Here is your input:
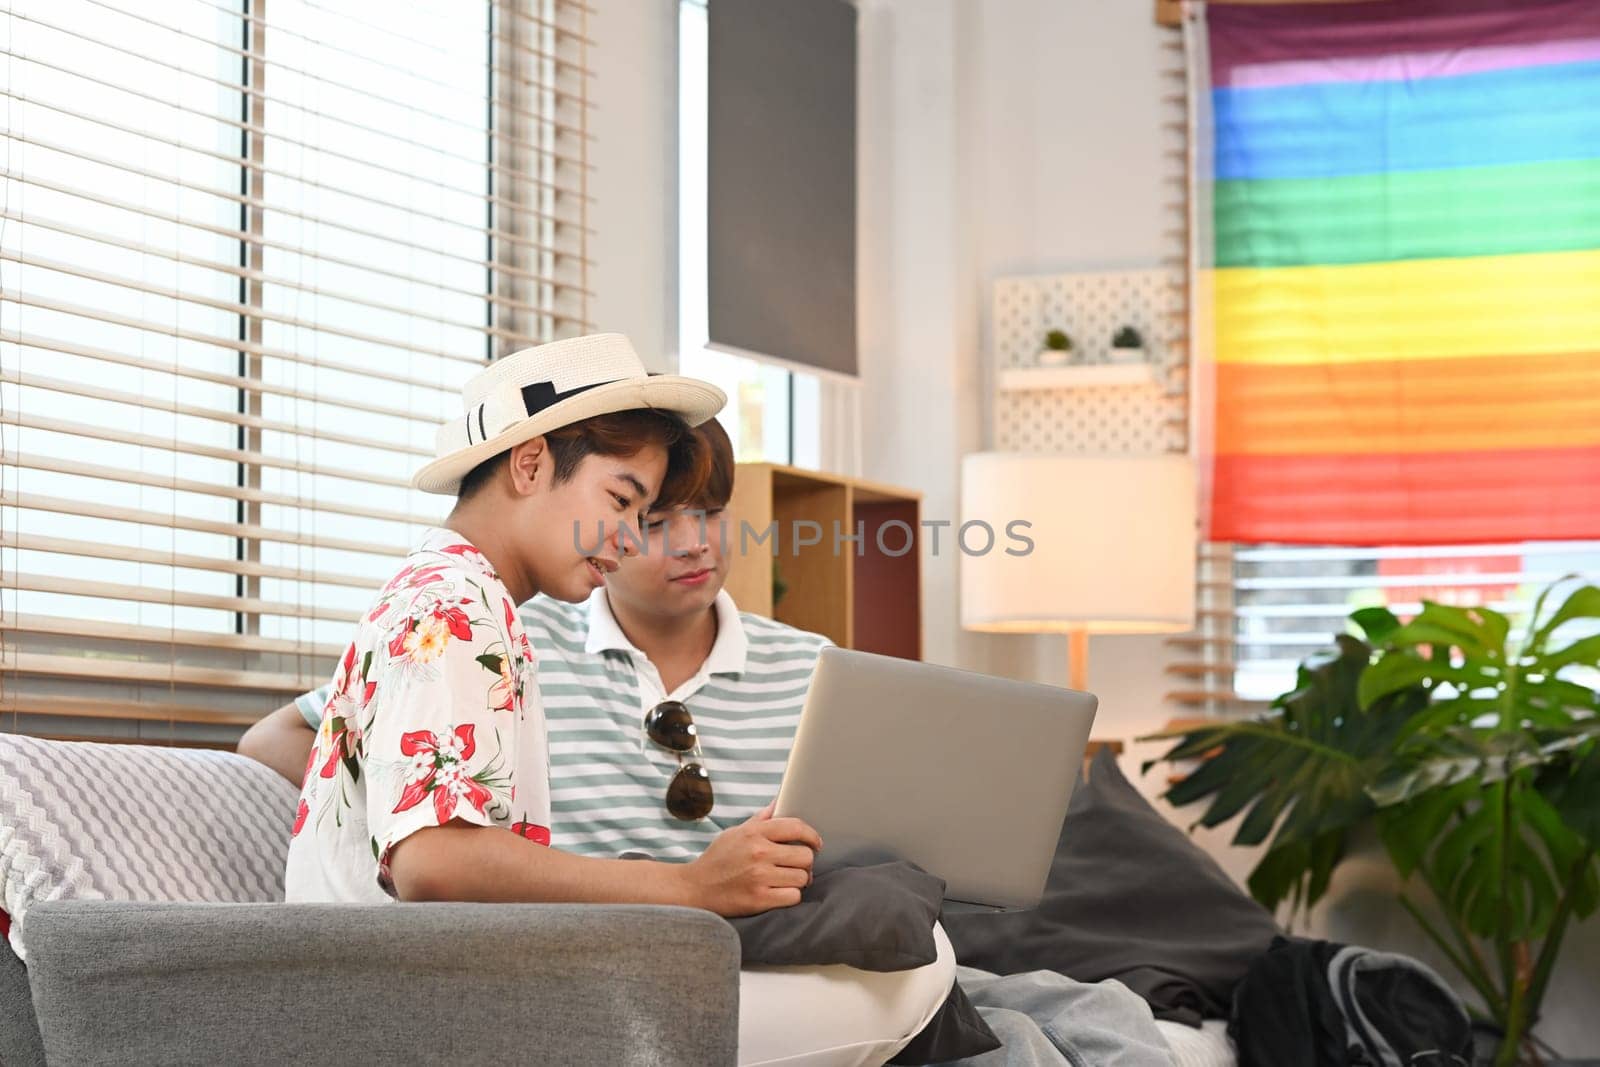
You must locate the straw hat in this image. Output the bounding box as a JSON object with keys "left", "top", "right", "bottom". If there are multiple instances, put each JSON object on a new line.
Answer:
{"left": 412, "top": 333, "right": 726, "bottom": 495}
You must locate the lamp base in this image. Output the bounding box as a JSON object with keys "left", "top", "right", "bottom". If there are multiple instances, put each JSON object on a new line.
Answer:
{"left": 1068, "top": 629, "right": 1089, "bottom": 692}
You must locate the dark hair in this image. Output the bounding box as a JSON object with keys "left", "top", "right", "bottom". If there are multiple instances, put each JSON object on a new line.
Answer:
{"left": 456, "top": 409, "right": 710, "bottom": 507}
{"left": 690, "top": 416, "right": 734, "bottom": 511}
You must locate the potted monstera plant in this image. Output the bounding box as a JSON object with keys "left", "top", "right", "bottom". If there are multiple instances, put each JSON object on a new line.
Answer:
{"left": 1147, "top": 580, "right": 1600, "bottom": 1066}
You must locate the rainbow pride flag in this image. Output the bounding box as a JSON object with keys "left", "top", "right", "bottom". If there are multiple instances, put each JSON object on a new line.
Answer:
{"left": 1204, "top": 0, "right": 1600, "bottom": 545}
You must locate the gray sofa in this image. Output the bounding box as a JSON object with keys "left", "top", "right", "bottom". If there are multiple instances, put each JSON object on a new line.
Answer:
{"left": 0, "top": 736, "right": 742, "bottom": 1066}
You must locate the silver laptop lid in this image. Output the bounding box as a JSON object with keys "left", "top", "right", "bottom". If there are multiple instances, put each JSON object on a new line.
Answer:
{"left": 774, "top": 646, "right": 1097, "bottom": 910}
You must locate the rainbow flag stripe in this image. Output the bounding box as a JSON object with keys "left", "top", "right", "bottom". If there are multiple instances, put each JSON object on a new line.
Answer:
{"left": 1205, "top": 0, "right": 1600, "bottom": 545}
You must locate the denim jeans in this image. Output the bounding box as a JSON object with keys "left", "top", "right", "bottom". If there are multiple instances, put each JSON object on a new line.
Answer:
{"left": 937, "top": 966, "right": 1175, "bottom": 1067}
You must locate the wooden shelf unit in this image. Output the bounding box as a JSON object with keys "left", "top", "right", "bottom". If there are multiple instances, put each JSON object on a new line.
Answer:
{"left": 725, "top": 464, "right": 923, "bottom": 659}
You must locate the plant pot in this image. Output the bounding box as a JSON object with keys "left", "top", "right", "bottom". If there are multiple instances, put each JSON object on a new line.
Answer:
{"left": 1036, "top": 348, "right": 1072, "bottom": 368}
{"left": 1109, "top": 345, "right": 1146, "bottom": 364}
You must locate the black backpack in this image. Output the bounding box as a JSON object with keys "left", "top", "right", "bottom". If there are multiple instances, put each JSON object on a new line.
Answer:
{"left": 1230, "top": 936, "right": 1473, "bottom": 1067}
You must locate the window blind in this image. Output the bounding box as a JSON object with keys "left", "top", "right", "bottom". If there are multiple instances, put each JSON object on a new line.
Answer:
{"left": 0, "top": 0, "right": 593, "bottom": 743}
{"left": 1169, "top": 542, "right": 1600, "bottom": 713}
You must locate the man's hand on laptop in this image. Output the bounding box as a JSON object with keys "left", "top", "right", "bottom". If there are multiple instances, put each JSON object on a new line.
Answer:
{"left": 681, "top": 802, "right": 822, "bottom": 917}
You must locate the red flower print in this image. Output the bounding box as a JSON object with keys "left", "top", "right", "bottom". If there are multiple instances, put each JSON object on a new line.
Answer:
{"left": 382, "top": 563, "right": 450, "bottom": 595}
{"left": 403, "top": 565, "right": 450, "bottom": 590}
{"left": 318, "top": 718, "right": 356, "bottom": 779}
{"left": 509, "top": 822, "right": 551, "bottom": 846}
{"left": 292, "top": 799, "right": 310, "bottom": 837}
{"left": 436, "top": 605, "right": 473, "bottom": 641}
{"left": 406, "top": 724, "right": 475, "bottom": 760}
{"left": 381, "top": 563, "right": 416, "bottom": 594}
{"left": 335, "top": 643, "right": 357, "bottom": 685}
{"left": 393, "top": 725, "right": 493, "bottom": 826}
{"left": 504, "top": 598, "right": 535, "bottom": 667}
{"left": 440, "top": 543, "right": 483, "bottom": 559}
{"left": 388, "top": 603, "right": 472, "bottom": 665}
{"left": 316, "top": 644, "right": 373, "bottom": 778}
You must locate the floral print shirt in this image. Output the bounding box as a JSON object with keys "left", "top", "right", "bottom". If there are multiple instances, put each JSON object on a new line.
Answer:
{"left": 284, "top": 527, "right": 550, "bottom": 902}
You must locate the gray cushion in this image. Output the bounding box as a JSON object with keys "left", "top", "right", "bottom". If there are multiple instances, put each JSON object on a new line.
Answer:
{"left": 26, "top": 900, "right": 741, "bottom": 1066}
{"left": 0, "top": 938, "right": 45, "bottom": 1067}
{"left": 942, "top": 748, "right": 1280, "bottom": 1025}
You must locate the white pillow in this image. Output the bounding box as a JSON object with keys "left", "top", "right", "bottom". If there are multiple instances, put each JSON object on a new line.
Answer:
{"left": 0, "top": 734, "right": 299, "bottom": 960}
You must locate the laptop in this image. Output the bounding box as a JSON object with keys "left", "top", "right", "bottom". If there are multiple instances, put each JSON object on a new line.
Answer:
{"left": 773, "top": 646, "right": 1098, "bottom": 911}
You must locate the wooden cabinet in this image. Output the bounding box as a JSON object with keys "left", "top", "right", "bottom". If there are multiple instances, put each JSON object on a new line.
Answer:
{"left": 724, "top": 464, "right": 922, "bottom": 659}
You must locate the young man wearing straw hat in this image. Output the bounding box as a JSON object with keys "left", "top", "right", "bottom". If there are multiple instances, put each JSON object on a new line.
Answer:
{"left": 284, "top": 334, "right": 824, "bottom": 916}
{"left": 250, "top": 418, "right": 830, "bottom": 862}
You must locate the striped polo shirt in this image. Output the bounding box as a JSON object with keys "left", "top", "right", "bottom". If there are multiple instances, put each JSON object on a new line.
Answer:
{"left": 296, "top": 588, "right": 828, "bottom": 861}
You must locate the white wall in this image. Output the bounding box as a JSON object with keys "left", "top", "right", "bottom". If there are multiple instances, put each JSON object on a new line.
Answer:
{"left": 587, "top": 0, "right": 679, "bottom": 371}
{"left": 857, "top": 0, "right": 1177, "bottom": 735}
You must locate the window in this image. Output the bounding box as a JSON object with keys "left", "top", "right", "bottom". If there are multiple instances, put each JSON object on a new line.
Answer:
{"left": 1233, "top": 543, "right": 1600, "bottom": 700}
{"left": 1, "top": 0, "right": 592, "bottom": 740}
{"left": 1173, "top": 542, "right": 1600, "bottom": 712}
{"left": 676, "top": 0, "right": 828, "bottom": 468}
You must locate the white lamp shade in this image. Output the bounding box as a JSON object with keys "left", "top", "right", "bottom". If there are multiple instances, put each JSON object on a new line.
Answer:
{"left": 960, "top": 452, "right": 1196, "bottom": 634}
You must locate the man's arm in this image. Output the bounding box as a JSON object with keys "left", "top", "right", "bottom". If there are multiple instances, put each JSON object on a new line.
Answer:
{"left": 237, "top": 702, "right": 318, "bottom": 785}
{"left": 389, "top": 803, "right": 822, "bottom": 918}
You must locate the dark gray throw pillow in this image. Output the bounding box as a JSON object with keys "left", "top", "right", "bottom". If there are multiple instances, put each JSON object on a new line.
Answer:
{"left": 729, "top": 857, "right": 942, "bottom": 971}
{"left": 941, "top": 748, "right": 1280, "bottom": 1026}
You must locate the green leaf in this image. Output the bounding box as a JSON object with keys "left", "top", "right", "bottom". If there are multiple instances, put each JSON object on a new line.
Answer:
{"left": 361, "top": 649, "right": 373, "bottom": 681}
{"left": 1539, "top": 633, "right": 1600, "bottom": 673}
{"left": 1388, "top": 602, "right": 1499, "bottom": 657}
{"left": 1351, "top": 606, "right": 1402, "bottom": 643}
{"left": 475, "top": 653, "right": 504, "bottom": 674}
{"left": 1516, "top": 677, "right": 1600, "bottom": 721}
{"left": 1544, "top": 743, "right": 1600, "bottom": 854}
{"left": 1358, "top": 652, "right": 1442, "bottom": 710}
{"left": 1247, "top": 840, "right": 1313, "bottom": 914}
{"left": 1473, "top": 607, "right": 1512, "bottom": 659}
{"left": 1379, "top": 782, "right": 1475, "bottom": 876}
{"left": 1530, "top": 584, "right": 1600, "bottom": 654}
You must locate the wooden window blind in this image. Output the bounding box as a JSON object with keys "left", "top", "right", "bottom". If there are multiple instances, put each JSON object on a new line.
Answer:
{"left": 1, "top": 0, "right": 593, "bottom": 743}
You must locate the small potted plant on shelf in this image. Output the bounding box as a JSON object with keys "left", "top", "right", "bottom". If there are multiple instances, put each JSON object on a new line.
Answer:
{"left": 1038, "top": 329, "right": 1073, "bottom": 367}
{"left": 1110, "top": 325, "right": 1146, "bottom": 363}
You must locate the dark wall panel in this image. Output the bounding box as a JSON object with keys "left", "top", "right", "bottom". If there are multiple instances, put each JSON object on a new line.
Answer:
{"left": 708, "top": 0, "right": 857, "bottom": 377}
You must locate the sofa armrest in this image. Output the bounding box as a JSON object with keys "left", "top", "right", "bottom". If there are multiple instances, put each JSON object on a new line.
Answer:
{"left": 25, "top": 900, "right": 740, "bottom": 1067}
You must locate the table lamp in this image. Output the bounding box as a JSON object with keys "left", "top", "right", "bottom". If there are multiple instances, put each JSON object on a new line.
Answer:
{"left": 960, "top": 452, "right": 1197, "bottom": 691}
